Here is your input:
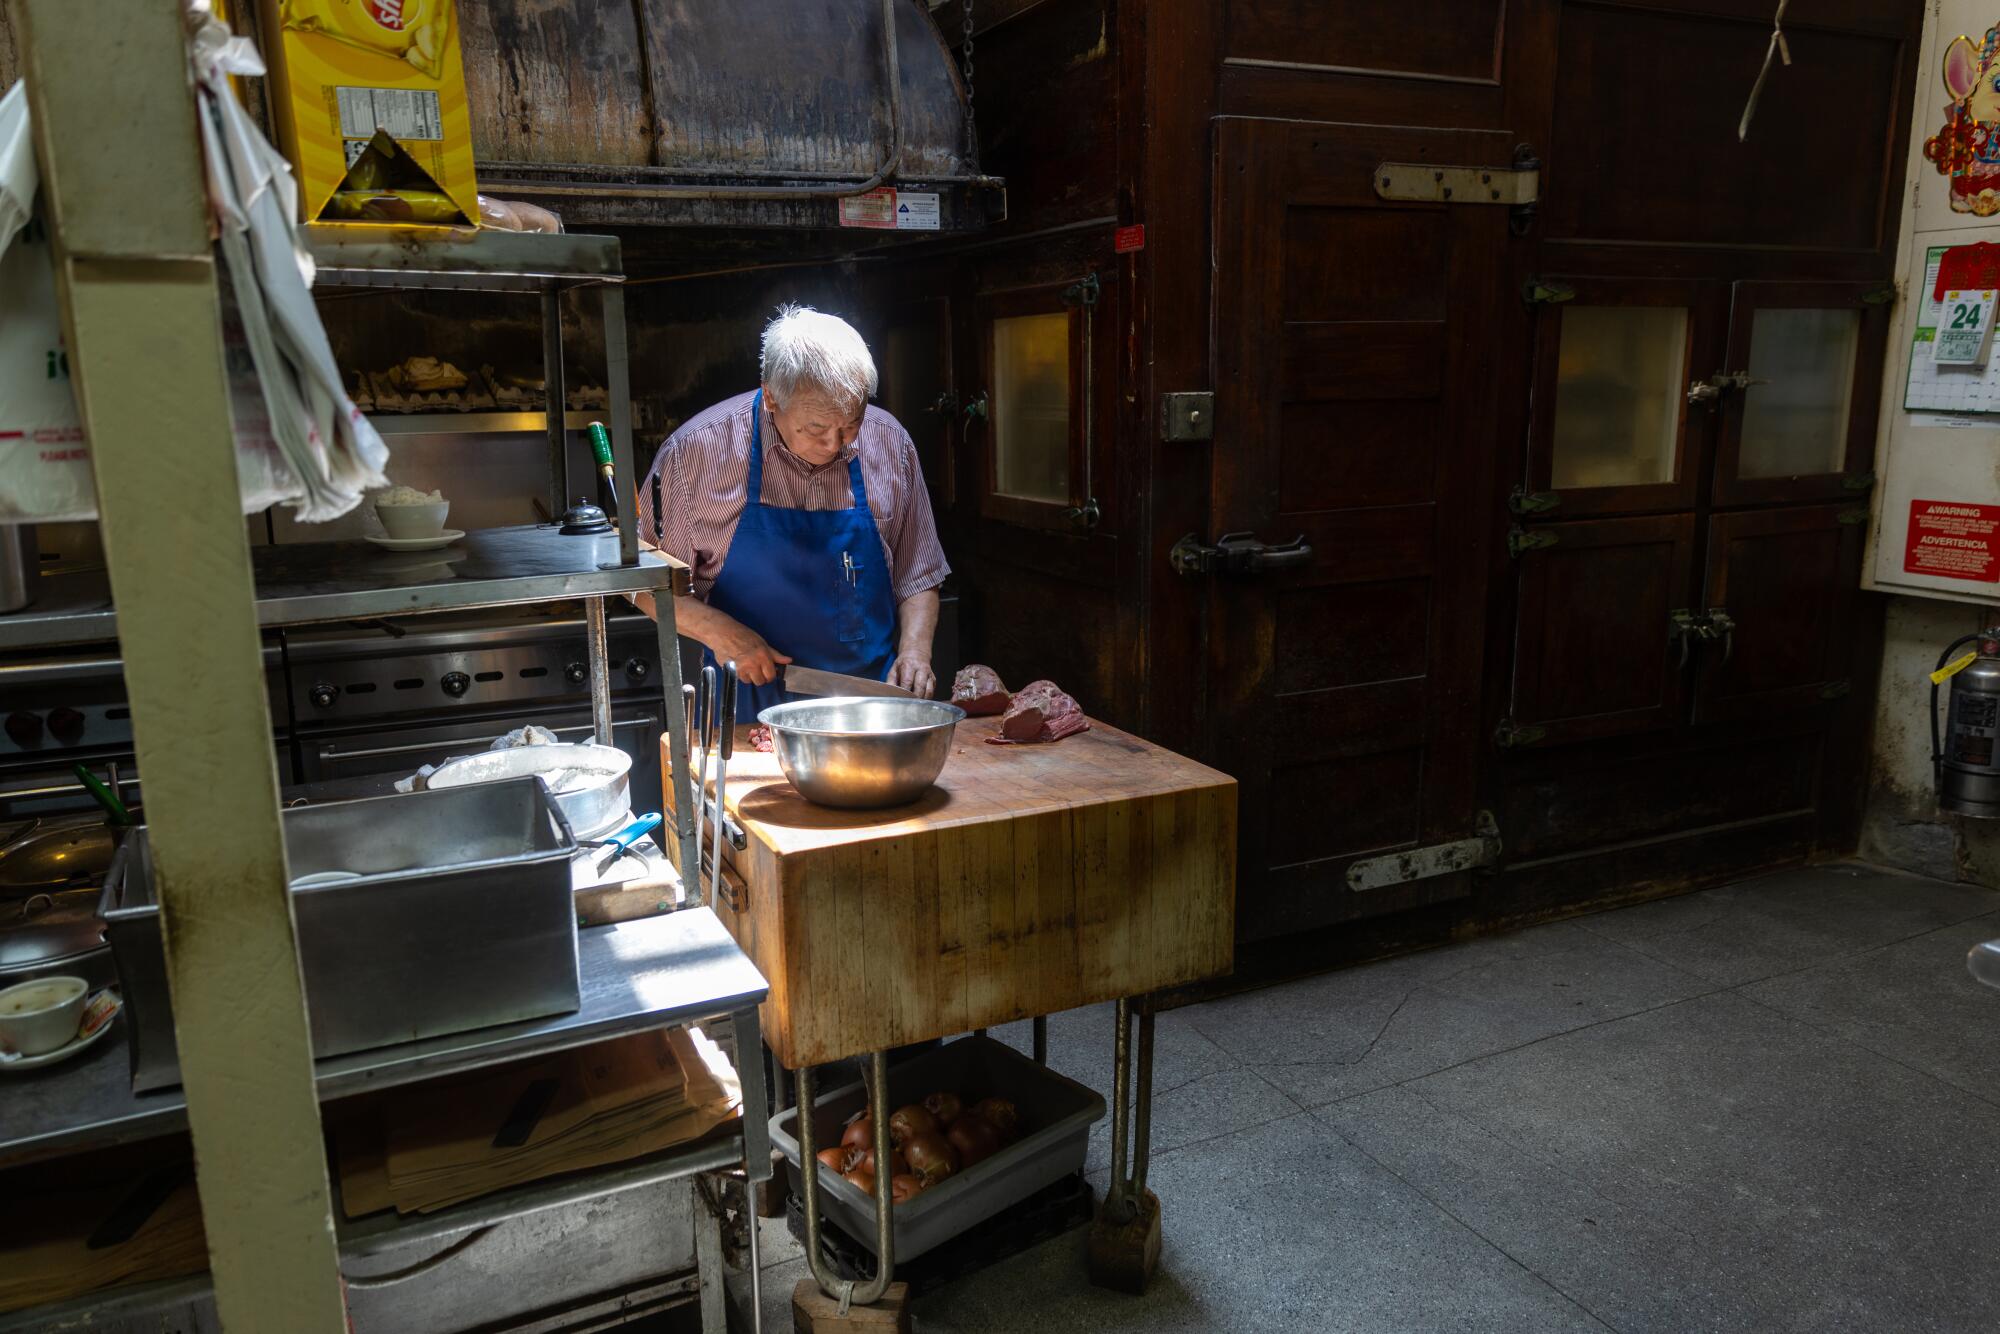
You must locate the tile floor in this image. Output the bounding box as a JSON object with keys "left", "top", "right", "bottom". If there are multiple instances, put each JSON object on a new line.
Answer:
{"left": 734, "top": 863, "right": 2000, "bottom": 1333}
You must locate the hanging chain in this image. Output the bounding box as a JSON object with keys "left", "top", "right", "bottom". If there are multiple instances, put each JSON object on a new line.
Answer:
{"left": 961, "top": 0, "right": 976, "bottom": 114}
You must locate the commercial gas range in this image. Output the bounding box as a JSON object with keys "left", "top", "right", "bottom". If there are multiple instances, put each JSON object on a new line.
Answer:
{"left": 0, "top": 605, "right": 669, "bottom": 823}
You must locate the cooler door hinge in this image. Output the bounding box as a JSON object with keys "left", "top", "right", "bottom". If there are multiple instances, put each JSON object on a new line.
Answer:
{"left": 1820, "top": 679, "right": 1853, "bottom": 701}
{"left": 1862, "top": 286, "right": 1898, "bottom": 306}
{"left": 1509, "top": 487, "right": 1562, "bottom": 516}
{"left": 1837, "top": 507, "right": 1870, "bottom": 526}
{"left": 1493, "top": 719, "right": 1548, "bottom": 748}
{"left": 1376, "top": 162, "right": 1539, "bottom": 206}
{"left": 1524, "top": 279, "right": 1575, "bottom": 306}
{"left": 1508, "top": 526, "right": 1560, "bottom": 557}
{"left": 1842, "top": 471, "right": 1878, "bottom": 492}
{"left": 1346, "top": 811, "right": 1501, "bottom": 893}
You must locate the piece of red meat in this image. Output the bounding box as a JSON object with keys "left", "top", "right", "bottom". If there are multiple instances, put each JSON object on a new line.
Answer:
{"left": 745, "top": 724, "right": 775, "bottom": 753}
{"left": 952, "top": 664, "right": 1011, "bottom": 716}
{"left": 987, "top": 680, "right": 1089, "bottom": 744}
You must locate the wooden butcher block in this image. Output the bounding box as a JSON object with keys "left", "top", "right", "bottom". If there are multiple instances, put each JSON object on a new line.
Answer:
{"left": 664, "top": 715, "right": 1236, "bottom": 1069}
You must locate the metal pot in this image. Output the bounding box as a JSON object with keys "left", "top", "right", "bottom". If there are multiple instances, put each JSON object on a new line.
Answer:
{"left": 758, "top": 697, "right": 965, "bottom": 809}
{"left": 0, "top": 525, "right": 38, "bottom": 614}
{"left": 425, "top": 742, "right": 632, "bottom": 839}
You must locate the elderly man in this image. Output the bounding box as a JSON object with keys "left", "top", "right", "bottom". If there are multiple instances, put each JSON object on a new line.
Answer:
{"left": 636, "top": 305, "right": 949, "bottom": 723}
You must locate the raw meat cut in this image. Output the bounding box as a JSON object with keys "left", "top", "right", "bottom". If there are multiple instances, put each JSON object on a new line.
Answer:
{"left": 952, "top": 664, "right": 1011, "bottom": 716}
{"left": 987, "top": 680, "right": 1089, "bottom": 745}
{"left": 745, "top": 724, "right": 775, "bottom": 753}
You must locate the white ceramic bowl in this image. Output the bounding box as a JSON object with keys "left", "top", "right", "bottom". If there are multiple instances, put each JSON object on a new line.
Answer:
{"left": 0, "top": 975, "right": 88, "bottom": 1056}
{"left": 376, "top": 499, "right": 450, "bottom": 539}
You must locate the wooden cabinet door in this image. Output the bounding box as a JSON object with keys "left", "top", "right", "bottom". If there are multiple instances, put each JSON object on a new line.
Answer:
{"left": 1504, "top": 514, "right": 1698, "bottom": 748}
{"left": 1522, "top": 278, "right": 1722, "bottom": 518}
{"left": 1712, "top": 281, "right": 1890, "bottom": 507}
{"left": 1208, "top": 116, "right": 1519, "bottom": 938}
{"left": 1694, "top": 505, "right": 1862, "bottom": 723}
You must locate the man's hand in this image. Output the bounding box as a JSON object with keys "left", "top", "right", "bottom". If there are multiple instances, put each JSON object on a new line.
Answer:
{"left": 712, "top": 623, "right": 793, "bottom": 687}
{"left": 888, "top": 653, "right": 936, "bottom": 699}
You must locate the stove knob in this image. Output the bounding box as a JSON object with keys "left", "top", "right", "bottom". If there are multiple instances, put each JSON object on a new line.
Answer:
{"left": 441, "top": 671, "right": 472, "bottom": 698}
{"left": 46, "top": 706, "right": 86, "bottom": 743}
{"left": 564, "top": 661, "right": 588, "bottom": 685}
{"left": 4, "top": 711, "right": 43, "bottom": 747}
{"left": 625, "top": 657, "right": 651, "bottom": 682}
{"left": 309, "top": 683, "right": 339, "bottom": 709}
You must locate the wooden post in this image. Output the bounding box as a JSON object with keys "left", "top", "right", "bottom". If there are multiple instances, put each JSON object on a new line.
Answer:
{"left": 12, "top": 3, "right": 347, "bottom": 1330}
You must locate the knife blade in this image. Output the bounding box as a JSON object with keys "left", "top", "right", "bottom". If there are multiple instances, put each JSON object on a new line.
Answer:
{"left": 783, "top": 665, "right": 913, "bottom": 699}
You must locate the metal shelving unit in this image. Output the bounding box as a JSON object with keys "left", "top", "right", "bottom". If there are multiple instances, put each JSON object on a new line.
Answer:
{"left": 0, "top": 908, "right": 764, "bottom": 1167}
{"left": 303, "top": 225, "right": 639, "bottom": 546}
{"left": 1, "top": 224, "right": 757, "bottom": 1330}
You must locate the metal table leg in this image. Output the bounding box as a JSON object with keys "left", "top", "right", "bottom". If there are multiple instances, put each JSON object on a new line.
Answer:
{"left": 1103, "top": 998, "right": 1154, "bottom": 1223}
{"left": 1031, "top": 1015, "right": 1049, "bottom": 1066}
{"left": 731, "top": 1009, "right": 770, "bottom": 1334}
{"left": 797, "top": 1050, "right": 895, "bottom": 1309}
{"left": 584, "top": 595, "right": 614, "bottom": 751}
{"left": 540, "top": 287, "right": 568, "bottom": 518}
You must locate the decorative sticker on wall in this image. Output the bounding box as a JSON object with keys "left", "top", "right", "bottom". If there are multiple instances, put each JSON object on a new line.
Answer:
{"left": 1924, "top": 28, "right": 2000, "bottom": 216}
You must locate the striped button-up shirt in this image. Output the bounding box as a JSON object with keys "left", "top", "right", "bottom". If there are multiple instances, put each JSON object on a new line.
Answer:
{"left": 636, "top": 390, "right": 950, "bottom": 603}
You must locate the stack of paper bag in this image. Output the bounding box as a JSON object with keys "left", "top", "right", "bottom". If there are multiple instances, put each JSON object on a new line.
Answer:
{"left": 0, "top": 1159, "right": 208, "bottom": 1313}
{"left": 339, "top": 1026, "right": 740, "bottom": 1217}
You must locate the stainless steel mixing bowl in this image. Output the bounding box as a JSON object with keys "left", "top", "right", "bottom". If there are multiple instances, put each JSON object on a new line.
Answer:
{"left": 757, "top": 697, "right": 966, "bottom": 808}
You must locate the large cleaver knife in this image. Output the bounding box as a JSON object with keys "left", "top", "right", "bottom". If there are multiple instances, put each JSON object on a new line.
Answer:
{"left": 782, "top": 665, "right": 913, "bottom": 699}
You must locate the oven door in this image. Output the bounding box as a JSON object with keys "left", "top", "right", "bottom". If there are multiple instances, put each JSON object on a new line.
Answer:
{"left": 297, "top": 704, "right": 665, "bottom": 811}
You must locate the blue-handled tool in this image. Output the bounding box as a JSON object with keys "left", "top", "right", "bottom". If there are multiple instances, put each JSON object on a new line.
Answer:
{"left": 593, "top": 811, "right": 663, "bottom": 875}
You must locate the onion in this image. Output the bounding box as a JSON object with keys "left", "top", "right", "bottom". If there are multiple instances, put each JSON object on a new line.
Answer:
{"left": 902, "top": 1131, "right": 958, "bottom": 1187}
{"left": 888, "top": 1104, "right": 940, "bottom": 1146}
{"left": 849, "top": 1146, "right": 908, "bottom": 1179}
{"left": 840, "top": 1113, "right": 873, "bottom": 1153}
{"left": 842, "top": 1166, "right": 875, "bottom": 1195}
{"left": 967, "top": 1097, "right": 1020, "bottom": 1141}
{"left": 890, "top": 1173, "right": 923, "bottom": 1204}
{"left": 815, "top": 1147, "right": 849, "bottom": 1176}
{"left": 947, "top": 1113, "right": 1006, "bottom": 1168}
{"left": 923, "top": 1091, "right": 964, "bottom": 1126}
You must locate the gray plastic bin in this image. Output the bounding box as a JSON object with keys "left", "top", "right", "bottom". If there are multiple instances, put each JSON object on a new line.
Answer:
{"left": 769, "top": 1035, "right": 1106, "bottom": 1262}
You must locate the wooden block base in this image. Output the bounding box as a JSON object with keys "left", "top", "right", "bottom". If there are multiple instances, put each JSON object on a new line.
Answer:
{"left": 1087, "top": 1190, "right": 1162, "bottom": 1295}
{"left": 791, "top": 1278, "right": 911, "bottom": 1331}
{"left": 756, "top": 1167, "right": 788, "bottom": 1219}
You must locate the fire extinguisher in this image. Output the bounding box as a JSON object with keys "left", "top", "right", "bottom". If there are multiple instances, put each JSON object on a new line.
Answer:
{"left": 1933, "top": 629, "right": 2000, "bottom": 817}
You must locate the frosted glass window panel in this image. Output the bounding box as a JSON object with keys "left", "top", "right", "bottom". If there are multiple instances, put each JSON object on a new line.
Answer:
{"left": 1737, "top": 307, "right": 1859, "bottom": 479}
{"left": 1549, "top": 306, "right": 1688, "bottom": 490}
{"left": 992, "top": 313, "right": 1071, "bottom": 503}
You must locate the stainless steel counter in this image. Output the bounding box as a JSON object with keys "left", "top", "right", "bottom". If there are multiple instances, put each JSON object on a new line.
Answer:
{"left": 0, "top": 526, "right": 691, "bottom": 652}
{"left": 0, "top": 907, "right": 766, "bottom": 1168}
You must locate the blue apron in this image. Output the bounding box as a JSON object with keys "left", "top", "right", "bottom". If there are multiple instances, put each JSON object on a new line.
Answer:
{"left": 701, "top": 391, "right": 899, "bottom": 724}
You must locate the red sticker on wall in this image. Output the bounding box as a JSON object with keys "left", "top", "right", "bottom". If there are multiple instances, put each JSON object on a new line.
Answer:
{"left": 1113, "top": 224, "right": 1146, "bottom": 253}
{"left": 1906, "top": 499, "right": 2000, "bottom": 581}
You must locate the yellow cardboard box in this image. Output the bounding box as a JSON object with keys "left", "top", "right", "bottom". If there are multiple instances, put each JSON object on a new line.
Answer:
{"left": 257, "top": 0, "right": 478, "bottom": 225}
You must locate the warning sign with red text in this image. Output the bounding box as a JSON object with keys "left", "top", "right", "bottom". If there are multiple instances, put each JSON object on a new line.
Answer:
{"left": 1905, "top": 499, "right": 2000, "bottom": 582}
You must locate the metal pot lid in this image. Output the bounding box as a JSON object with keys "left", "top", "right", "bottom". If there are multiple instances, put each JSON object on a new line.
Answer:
{"left": 0, "top": 913, "right": 107, "bottom": 971}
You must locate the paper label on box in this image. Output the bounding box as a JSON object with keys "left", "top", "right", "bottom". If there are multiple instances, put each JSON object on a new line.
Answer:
{"left": 894, "top": 192, "right": 940, "bottom": 230}
{"left": 838, "top": 188, "right": 899, "bottom": 230}
{"left": 336, "top": 86, "right": 443, "bottom": 142}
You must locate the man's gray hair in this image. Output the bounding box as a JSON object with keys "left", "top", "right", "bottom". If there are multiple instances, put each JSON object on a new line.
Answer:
{"left": 759, "top": 305, "right": 878, "bottom": 414}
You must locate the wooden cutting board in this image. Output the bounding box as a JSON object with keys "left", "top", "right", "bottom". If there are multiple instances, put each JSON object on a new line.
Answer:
{"left": 663, "top": 716, "right": 1236, "bottom": 1068}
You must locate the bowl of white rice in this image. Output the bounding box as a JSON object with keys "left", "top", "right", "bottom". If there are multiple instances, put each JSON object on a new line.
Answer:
{"left": 375, "top": 485, "right": 449, "bottom": 539}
